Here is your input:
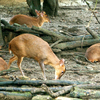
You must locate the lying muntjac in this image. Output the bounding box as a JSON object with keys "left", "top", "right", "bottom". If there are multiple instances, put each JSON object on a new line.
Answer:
{"left": 9, "top": 9, "right": 50, "bottom": 28}
{"left": 85, "top": 43, "right": 100, "bottom": 62}
{"left": 6, "top": 9, "right": 50, "bottom": 46}
{"left": 0, "top": 57, "right": 8, "bottom": 71}
{"left": 8, "top": 34, "right": 66, "bottom": 80}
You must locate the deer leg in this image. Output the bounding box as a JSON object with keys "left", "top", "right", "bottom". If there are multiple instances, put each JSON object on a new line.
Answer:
{"left": 8, "top": 55, "right": 18, "bottom": 69}
{"left": 39, "top": 61, "right": 47, "bottom": 80}
{"left": 17, "top": 57, "right": 24, "bottom": 76}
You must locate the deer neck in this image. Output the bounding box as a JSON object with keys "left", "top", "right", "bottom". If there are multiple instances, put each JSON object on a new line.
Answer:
{"left": 37, "top": 16, "right": 44, "bottom": 27}
{"left": 44, "top": 54, "right": 60, "bottom": 69}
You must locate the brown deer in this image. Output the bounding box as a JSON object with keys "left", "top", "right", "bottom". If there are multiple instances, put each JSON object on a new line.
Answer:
{"left": 9, "top": 9, "right": 50, "bottom": 28}
{"left": 85, "top": 43, "right": 100, "bottom": 62}
{"left": 8, "top": 34, "right": 66, "bottom": 80}
{"left": 0, "top": 57, "right": 8, "bottom": 71}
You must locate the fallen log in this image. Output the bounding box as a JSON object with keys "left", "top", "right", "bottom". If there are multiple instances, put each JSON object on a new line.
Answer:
{"left": 0, "top": 80, "right": 90, "bottom": 86}
{"left": 86, "top": 27, "right": 99, "bottom": 39}
{"left": 0, "top": 91, "right": 32, "bottom": 100}
{"left": 1, "top": 19, "right": 100, "bottom": 50}
{"left": 70, "top": 87, "right": 100, "bottom": 99}
{"left": 0, "top": 86, "right": 70, "bottom": 93}
{"left": 77, "top": 84, "right": 100, "bottom": 90}
{"left": 1, "top": 19, "right": 100, "bottom": 43}
{"left": 54, "top": 38, "right": 100, "bottom": 50}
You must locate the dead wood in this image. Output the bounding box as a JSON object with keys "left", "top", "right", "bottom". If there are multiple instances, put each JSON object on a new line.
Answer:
{"left": 52, "top": 48, "right": 61, "bottom": 53}
{"left": 60, "top": 52, "right": 85, "bottom": 56}
{"left": 71, "top": 57, "right": 88, "bottom": 65}
{"left": 60, "top": 6, "right": 100, "bottom": 10}
{"left": 0, "top": 86, "right": 70, "bottom": 94}
{"left": 41, "top": 84, "right": 73, "bottom": 98}
{"left": 0, "top": 77, "right": 11, "bottom": 82}
{"left": 0, "top": 50, "right": 9, "bottom": 53}
{"left": 0, "top": 80, "right": 90, "bottom": 86}
{"left": 1, "top": 19, "right": 100, "bottom": 51}
{"left": 1, "top": 19, "right": 99, "bottom": 42}
{"left": 85, "top": 0, "right": 100, "bottom": 24}
{"left": 86, "top": 27, "right": 99, "bottom": 39}
{"left": 0, "top": 68, "right": 19, "bottom": 76}
{"left": 54, "top": 38, "right": 100, "bottom": 50}
{"left": 70, "top": 87, "right": 100, "bottom": 99}
{"left": 50, "top": 39, "right": 62, "bottom": 48}
{"left": 59, "top": 6, "right": 85, "bottom": 10}
{"left": 0, "top": 91, "right": 32, "bottom": 100}
{"left": 74, "top": 70, "right": 100, "bottom": 74}
{"left": 71, "top": 54, "right": 93, "bottom": 65}
{"left": 77, "top": 84, "right": 100, "bottom": 90}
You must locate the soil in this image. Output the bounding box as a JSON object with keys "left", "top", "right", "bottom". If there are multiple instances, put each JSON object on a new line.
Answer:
{"left": 0, "top": 1, "right": 100, "bottom": 83}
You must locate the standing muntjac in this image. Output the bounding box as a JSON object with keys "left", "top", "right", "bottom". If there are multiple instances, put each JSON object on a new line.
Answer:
{"left": 0, "top": 57, "right": 8, "bottom": 71}
{"left": 8, "top": 34, "right": 66, "bottom": 80}
{"left": 9, "top": 9, "right": 50, "bottom": 28}
{"left": 85, "top": 43, "right": 100, "bottom": 62}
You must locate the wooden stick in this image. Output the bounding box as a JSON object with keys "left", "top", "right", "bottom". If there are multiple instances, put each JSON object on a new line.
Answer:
{"left": 85, "top": 0, "right": 100, "bottom": 24}
{"left": 71, "top": 57, "right": 88, "bottom": 65}
{"left": 50, "top": 39, "right": 62, "bottom": 48}
{"left": 86, "top": 27, "right": 99, "bottom": 39}
{"left": 0, "top": 68, "right": 19, "bottom": 76}
{"left": 41, "top": 84, "right": 73, "bottom": 98}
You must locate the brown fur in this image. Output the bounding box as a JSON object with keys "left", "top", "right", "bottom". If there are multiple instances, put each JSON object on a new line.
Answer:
{"left": 9, "top": 10, "right": 50, "bottom": 28}
{"left": 6, "top": 10, "right": 50, "bottom": 48}
{"left": 85, "top": 43, "right": 100, "bottom": 62}
{"left": 8, "top": 34, "right": 66, "bottom": 80}
{"left": 0, "top": 57, "right": 8, "bottom": 71}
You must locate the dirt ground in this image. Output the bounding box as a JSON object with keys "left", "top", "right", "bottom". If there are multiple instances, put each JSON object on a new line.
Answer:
{"left": 0, "top": 1, "right": 100, "bottom": 83}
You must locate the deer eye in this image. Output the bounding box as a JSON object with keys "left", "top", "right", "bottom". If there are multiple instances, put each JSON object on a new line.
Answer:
{"left": 61, "top": 71, "right": 64, "bottom": 74}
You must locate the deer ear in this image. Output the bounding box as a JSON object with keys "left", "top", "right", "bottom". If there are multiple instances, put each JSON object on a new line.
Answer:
{"left": 59, "top": 59, "right": 65, "bottom": 66}
{"left": 35, "top": 9, "right": 40, "bottom": 16}
{"left": 35, "top": 9, "right": 38, "bottom": 13}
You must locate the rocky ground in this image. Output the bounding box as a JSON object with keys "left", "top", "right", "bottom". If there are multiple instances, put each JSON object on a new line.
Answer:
{"left": 0, "top": 1, "right": 100, "bottom": 83}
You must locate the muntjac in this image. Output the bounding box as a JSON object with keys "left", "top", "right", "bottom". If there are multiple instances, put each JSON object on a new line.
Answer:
{"left": 8, "top": 34, "right": 66, "bottom": 80}
{"left": 85, "top": 43, "right": 100, "bottom": 62}
{"left": 9, "top": 9, "right": 50, "bottom": 28}
{"left": 4, "top": 9, "right": 50, "bottom": 49}
{"left": 0, "top": 57, "right": 8, "bottom": 71}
